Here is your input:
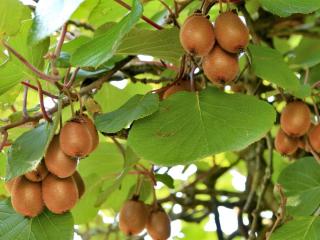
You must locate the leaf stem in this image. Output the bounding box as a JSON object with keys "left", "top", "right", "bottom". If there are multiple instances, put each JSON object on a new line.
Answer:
{"left": 21, "top": 81, "right": 59, "bottom": 99}
{"left": 36, "top": 80, "right": 52, "bottom": 122}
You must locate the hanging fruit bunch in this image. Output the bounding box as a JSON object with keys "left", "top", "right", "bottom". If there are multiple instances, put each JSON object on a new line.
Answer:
{"left": 5, "top": 113, "right": 98, "bottom": 217}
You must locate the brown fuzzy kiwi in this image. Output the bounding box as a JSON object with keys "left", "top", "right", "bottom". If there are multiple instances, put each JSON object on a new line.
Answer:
{"left": 274, "top": 129, "right": 299, "bottom": 155}
{"left": 179, "top": 15, "right": 215, "bottom": 56}
{"left": 11, "top": 176, "right": 44, "bottom": 217}
{"left": 146, "top": 209, "right": 171, "bottom": 240}
{"left": 308, "top": 124, "right": 320, "bottom": 152}
{"left": 42, "top": 173, "right": 79, "bottom": 214}
{"left": 72, "top": 171, "right": 85, "bottom": 199}
{"left": 119, "top": 199, "right": 148, "bottom": 235}
{"left": 280, "top": 101, "right": 311, "bottom": 137}
{"left": 4, "top": 177, "right": 20, "bottom": 194}
{"left": 81, "top": 114, "right": 99, "bottom": 152}
{"left": 202, "top": 45, "right": 239, "bottom": 84}
{"left": 214, "top": 11, "right": 249, "bottom": 53}
{"left": 45, "top": 135, "right": 77, "bottom": 178}
{"left": 25, "top": 161, "right": 48, "bottom": 182}
{"left": 59, "top": 117, "right": 94, "bottom": 157}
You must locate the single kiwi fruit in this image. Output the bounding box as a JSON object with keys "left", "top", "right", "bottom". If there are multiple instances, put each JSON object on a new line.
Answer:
{"left": 214, "top": 11, "right": 249, "bottom": 53}
{"left": 179, "top": 15, "right": 215, "bottom": 56}
{"left": 42, "top": 173, "right": 79, "bottom": 214}
{"left": 25, "top": 161, "right": 48, "bottom": 182}
{"left": 4, "top": 177, "right": 20, "bottom": 194}
{"left": 72, "top": 171, "right": 85, "bottom": 199}
{"left": 119, "top": 199, "right": 148, "bottom": 235}
{"left": 11, "top": 176, "right": 44, "bottom": 217}
{"left": 81, "top": 114, "right": 99, "bottom": 152}
{"left": 146, "top": 209, "right": 171, "bottom": 240}
{"left": 274, "top": 129, "right": 299, "bottom": 155}
{"left": 308, "top": 124, "right": 320, "bottom": 152}
{"left": 280, "top": 101, "right": 311, "bottom": 137}
{"left": 202, "top": 45, "right": 239, "bottom": 84}
{"left": 59, "top": 117, "right": 94, "bottom": 157}
{"left": 45, "top": 135, "right": 77, "bottom": 178}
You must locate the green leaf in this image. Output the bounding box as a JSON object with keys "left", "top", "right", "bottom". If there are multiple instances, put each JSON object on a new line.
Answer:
{"left": 70, "top": 0, "right": 143, "bottom": 67}
{"left": 259, "top": 0, "right": 320, "bottom": 17}
{"left": 249, "top": 44, "right": 310, "bottom": 98}
{"left": 278, "top": 157, "right": 320, "bottom": 216}
{"left": 290, "top": 37, "right": 320, "bottom": 68}
{"left": 0, "top": 0, "right": 30, "bottom": 36}
{"left": 29, "top": 0, "right": 84, "bottom": 44}
{"left": 6, "top": 122, "right": 53, "bottom": 180}
{"left": 155, "top": 174, "right": 174, "bottom": 189}
{"left": 95, "top": 93, "right": 159, "bottom": 133}
{"left": 0, "top": 199, "right": 74, "bottom": 240}
{"left": 128, "top": 88, "right": 276, "bottom": 165}
{"left": 270, "top": 216, "right": 320, "bottom": 240}
{"left": 116, "top": 27, "right": 183, "bottom": 65}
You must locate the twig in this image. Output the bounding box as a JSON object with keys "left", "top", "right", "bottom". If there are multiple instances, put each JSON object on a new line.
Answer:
{"left": 2, "top": 41, "right": 60, "bottom": 83}
{"left": 0, "top": 131, "right": 8, "bottom": 151}
{"left": 266, "top": 184, "right": 287, "bottom": 239}
{"left": 54, "top": 24, "right": 68, "bottom": 59}
{"left": 114, "top": 0, "right": 163, "bottom": 30}
{"left": 36, "top": 80, "right": 52, "bottom": 122}
{"left": 67, "top": 20, "right": 95, "bottom": 31}
{"left": 22, "top": 81, "right": 29, "bottom": 119}
{"left": 239, "top": 4, "right": 260, "bottom": 44}
{"left": 66, "top": 67, "right": 80, "bottom": 88}
{"left": 212, "top": 197, "right": 225, "bottom": 240}
{"left": 21, "top": 81, "right": 59, "bottom": 99}
{"left": 159, "top": 0, "right": 180, "bottom": 28}
{"left": 110, "top": 136, "right": 126, "bottom": 159}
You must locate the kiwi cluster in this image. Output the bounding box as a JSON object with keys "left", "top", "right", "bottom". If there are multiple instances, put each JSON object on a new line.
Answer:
{"left": 119, "top": 196, "right": 171, "bottom": 240}
{"left": 180, "top": 10, "right": 249, "bottom": 85}
{"left": 5, "top": 114, "right": 97, "bottom": 217}
{"left": 275, "top": 101, "right": 313, "bottom": 156}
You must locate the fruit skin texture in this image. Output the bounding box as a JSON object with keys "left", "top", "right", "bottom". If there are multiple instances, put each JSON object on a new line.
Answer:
{"left": 25, "top": 161, "right": 48, "bottom": 182}
{"left": 45, "top": 135, "right": 77, "bottom": 178}
{"left": 202, "top": 45, "right": 239, "bottom": 84}
{"left": 11, "top": 176, "right": 44, "bottom": 217}
{"left": 60, "top": 118, "right": 94, "bottom": 157}
{"left": 280, "top": 101, "right": 311, "bottom": 137}
{"left": 274, "top": 129, "right": 299, "bottom": 155}
{"left": 215, "top": 11, "right": 249, "bottom": 53}
{"left": 72, "top": 171, "right": 85, "bottom": 199}
{"left": 42, "top": 174, "right": 78, "bottom": 214}
{"left": 179, "top": 15, "right": 215, "bottom": 56}
{"left": 119, "top": 200, "right": 148, "bottom": 235}
{"left": 5, "top": 177, "right": 20, "bottom": 194}
{"left": 82, "top": 114, "right": 99, "bottom": 152}
{"left": 308, "top": 124, "right": 320, "bottom": 152}
{"left": 147, "top": 210, "right": 171, "bottom": 240}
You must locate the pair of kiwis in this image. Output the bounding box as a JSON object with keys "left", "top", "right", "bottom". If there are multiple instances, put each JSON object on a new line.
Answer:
{"left": 179, "top": 10, "right": 249, "bottom": 85}
{"left": 119, "top": 198, "right": 171, "bottom": 240}
{"left": 275, "top": 101, "right": 311, "bottom": 155}
{"left": 6, "top": 165, "right": 85, "bottom": 217}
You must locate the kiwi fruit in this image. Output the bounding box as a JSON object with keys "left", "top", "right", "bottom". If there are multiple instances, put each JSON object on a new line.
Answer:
{"left": 202, "top": 45, "right": 239, "bottom": 84}
{"left": 42, "top": 173, "right": 78, "bottom": 214}
{"left": 59, "top": 117, "right": 94, "bottom": 157}
{"left": 11, "top": 176, "right": 44, "bottom": 217}
{"left": 280, "top": 101, "right": 311, "bottom": 137}
{"left": 81, "top": 114, "right": 99, "bottom": 152}
{"left": 72, "top": 171, "right": 85, "bottom": 199}
{"left": 25, "top": 161, "right": 48, "bottom": 182}
{"left": 45, "top": 135, "right": 77, "bottom": 178}
{"left": 214, "top": 11, "right": 249, "bottom": 53}
{"left": 274, "top": 129, "right": 299, "bottom": 155}
{"left": 147, "top": 210, "right": 171, "bottom": 240}
{"left": 119, "top": 199, "right": 148, "bottom": 235}
{"left": 308, "top": 124, "right": 320, "bottom": 152}
{"left": 4, "top": 177, "right": 19, "bottom": 194}
{"left": 179, "top": 15, "right": 215, "bottom": 56}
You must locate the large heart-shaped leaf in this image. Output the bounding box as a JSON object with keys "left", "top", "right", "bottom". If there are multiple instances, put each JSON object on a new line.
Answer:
{"left": 259, "top": 0, "right": 320, "bottom": 17}
{"left": 95, "top": 93, "right": 159, "bottom": 133}
{"left": 128, "top": 88, "right": 276, "bottom": 165}
{"left": 278, "top": 157, "right": 320, "bottom": 216}
{"left": 0, "top": 199, "right": 74, "bottom": 240}
{"left": 270, "top": 217, "right": 320, "bottom": 240}
{"left": 71, "top": 0, "right": 143, "bottom": 67}
{"left": 6, "top": 122, "right": 53, "bottom": 180}
{"left": 29, "top": 0, "right": 84, "bottom": 44}
{"left": 290, "top": 37, "right": 320, "bottom": 68}
{"left": 249, "top": 44, "right": 310, "bottom": 98}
